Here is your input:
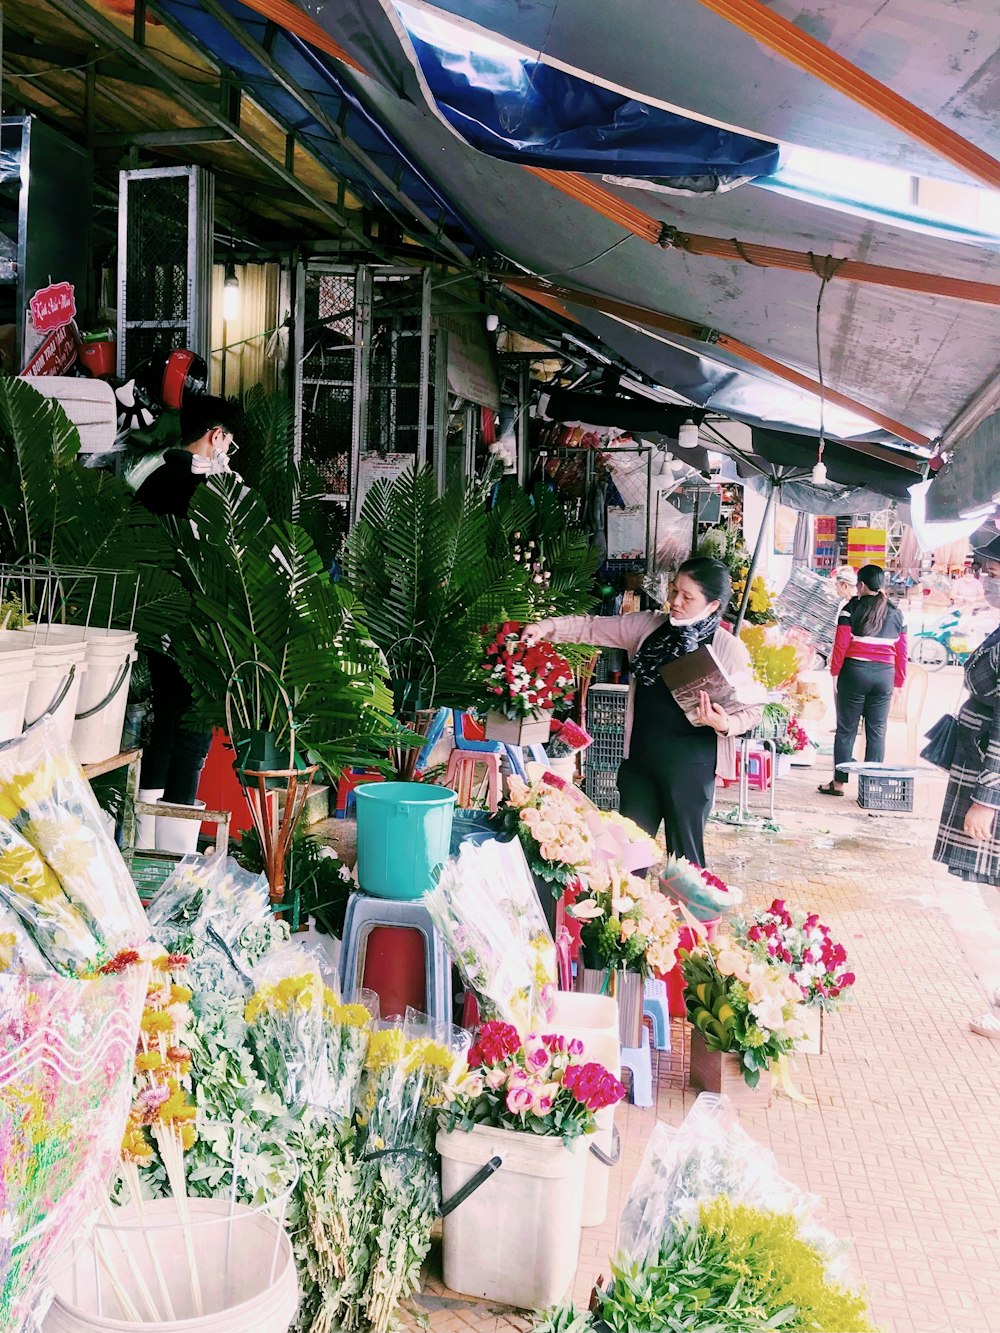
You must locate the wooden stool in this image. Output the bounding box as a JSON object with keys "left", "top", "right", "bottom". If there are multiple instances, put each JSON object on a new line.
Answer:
{"left": 444, "top": 749, "right": 502, "bottom": 812}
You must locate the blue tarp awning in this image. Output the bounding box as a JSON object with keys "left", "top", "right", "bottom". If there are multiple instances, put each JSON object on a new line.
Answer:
{"left": 393, "top": 0, "right": 780, "bottom": 182}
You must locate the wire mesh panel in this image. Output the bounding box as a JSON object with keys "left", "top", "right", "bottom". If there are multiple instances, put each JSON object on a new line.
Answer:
{"left": 117, "top": 167, "right": 212, "bottom": 377}
{"left": 296, "top": 268, "right": 356, "bottom": 531}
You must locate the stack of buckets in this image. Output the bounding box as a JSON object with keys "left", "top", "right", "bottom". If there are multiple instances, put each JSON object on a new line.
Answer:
{"left": 0, "top": 623, "right": 137, "bottom": 763}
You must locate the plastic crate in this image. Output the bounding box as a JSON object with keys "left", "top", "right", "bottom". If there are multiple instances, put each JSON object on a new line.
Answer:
{"left": 586, "top": 727, "right": 625, "bottom": 771}
{"left": 857, "top": 772, "right": 914, "bottom": 812}
{"left": 586, "top": 684, "right": 629, "bottom": 733}
{"left": 583, "top": 766, "right": 620, "bottom": 811}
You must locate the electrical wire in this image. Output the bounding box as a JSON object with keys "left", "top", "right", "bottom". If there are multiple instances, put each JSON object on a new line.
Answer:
{"left": 6, "top": 54, "right": 104, "bottom": 79}
{"left": 502, "top": 234, "right": 633, "bottom": 284}
{"left": 814, "top": 270, "right": 832, "bottom": 470}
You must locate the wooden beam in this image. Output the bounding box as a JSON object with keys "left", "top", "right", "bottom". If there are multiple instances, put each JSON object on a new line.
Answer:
{"left": 501, "top": 275, "right": 930, "bottom": 448}
{"left": 694, "top": 0, "right": 1000, "bottom": 191}
{"left": 526, "top": 167, "right": 1000, "bottom": 305}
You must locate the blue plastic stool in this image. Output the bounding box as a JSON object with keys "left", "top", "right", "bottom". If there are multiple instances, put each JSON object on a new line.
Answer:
{"left": 339, "top": 891, "right": 452, "bottom": 1027}
{"left": 620, "top": 1027, "right": 654, "bottom": 1108}
{"left": 643, "top": 978, "right": 671, "bottom": 1052}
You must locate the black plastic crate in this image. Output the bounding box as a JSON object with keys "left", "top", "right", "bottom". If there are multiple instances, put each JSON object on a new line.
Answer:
{"left": 857, "top": 772, "right": 914, "bottom": 812}
{"left": 583, "top": 766, "right": 621, "bottom": 811}
{"left": 586, "top": 684, "right": 629, "bottom": 733}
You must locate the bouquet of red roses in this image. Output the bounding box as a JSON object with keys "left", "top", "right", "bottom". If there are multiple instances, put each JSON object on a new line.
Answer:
{"left": 481, "top": 622, "right": 574, "bottom": 720}
{"left": 736, "top": 898, "right": 856, "bottom": 1010}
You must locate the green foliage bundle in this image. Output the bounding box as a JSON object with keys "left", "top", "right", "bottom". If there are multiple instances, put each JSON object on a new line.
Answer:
{"left": 237, "top": 824, "right": 352, "bottom": 937}
{"left": 536, "top": 1199, "right": 873, "bottom": 1333}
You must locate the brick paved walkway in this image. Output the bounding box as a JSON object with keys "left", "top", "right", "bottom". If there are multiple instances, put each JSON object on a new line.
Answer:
{"left": 386, "top": 761, "right": 1000, "bottom": 1333}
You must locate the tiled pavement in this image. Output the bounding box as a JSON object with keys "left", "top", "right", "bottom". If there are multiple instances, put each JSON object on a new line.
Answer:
{"left": 325, "top": 678, "right": 1000, "bottom": 1333}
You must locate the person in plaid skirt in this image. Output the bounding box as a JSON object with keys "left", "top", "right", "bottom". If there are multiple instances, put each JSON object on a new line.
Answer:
{"left": 932, "top": 538, "right": 1000, "bottom": 1036}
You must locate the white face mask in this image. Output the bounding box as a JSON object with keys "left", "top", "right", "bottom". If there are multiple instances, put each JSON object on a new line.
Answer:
{"left": 669, "top": 610, "right": 708, "bottom": 627}
{"left": 983, "top": 575, "right": 1000, "bottom": 609}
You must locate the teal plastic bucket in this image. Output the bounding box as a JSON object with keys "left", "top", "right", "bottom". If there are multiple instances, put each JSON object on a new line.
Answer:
{"left": 354, "top": 782, "right": 458, "bottom": 900}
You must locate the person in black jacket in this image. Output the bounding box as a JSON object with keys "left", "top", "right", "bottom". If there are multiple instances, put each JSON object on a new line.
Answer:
{"left": 135, "top": 396, "right": 241, "bottom": 837}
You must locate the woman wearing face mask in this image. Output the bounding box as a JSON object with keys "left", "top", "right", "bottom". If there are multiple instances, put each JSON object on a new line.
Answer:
{"left": 134, "top": 395, "right": 242, "bottom": 849}
{"left": 522, "top": 557, "right": 763, "bottom": 867}
{"left": 933, "top": 540, "right": 1000, "bottom": 1036}
{"left": 819, "top": 564, "right": 907, "bottom": 796}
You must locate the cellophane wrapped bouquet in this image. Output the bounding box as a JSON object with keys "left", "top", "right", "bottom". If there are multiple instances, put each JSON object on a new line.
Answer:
{"left": 0, "top": 718, "right": 151, "bottom": 1330}
{"left": 346, "top": 1014, "right": 467, "bottom": 1333}
{"left": 568, "top": 861, "right": 681, "bottom": 979}
{"left": 425, "top": 836, "right": 558, "bottom": 1030}
{"left": 535, "top": 1095, "right": 874, "bottom": 1333}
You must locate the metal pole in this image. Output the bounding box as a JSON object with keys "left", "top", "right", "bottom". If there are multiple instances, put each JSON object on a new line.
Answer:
{"left": 734, "top": 479, "right": 777, "bottom": 633}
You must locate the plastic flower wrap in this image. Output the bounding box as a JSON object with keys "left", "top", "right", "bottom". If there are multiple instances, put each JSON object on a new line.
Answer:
{"left": 0, "top": 966, "right": 149, "bottom": 1331}
{"left": 732, "top": 899, "right": 856, "bottom": 1011}
{"left": 245, "top": 950, "right": 338, "bottom": 1112}
{"left": 425, "top": 836, "right": 558, "bottom": 1030}
{"left": 569, "top": 861, "right": 681, "bottom": 978}
{"left": 480, "top": 621, "right": 574, "bottom": 719}
{"left": 681, "top": 934, "right": 806, "bottom": 1087}
{"left": 0, "top": 820, "right": 100, "bottom": 974}
{"left": 0, "top": 903, "right": 48, "bottom": 975}
{"left": 547, "top": 719, "right": 592, "bottom": 758}
{"left": 617, "top": 1095, "right": 852, "bottom": 1272}
{"left": 0, "top": 718, "right": 148, "bottom": 961}
{"left": 346, "top": 1013, "right": 468, "bottom": 1333}
{"left": 585, "top": 809, "right": 660, "bottom": 875}
{"left": 502, "top": 772, "right": 595, "bottom": 895}
{"left": 440, "top": 1020, "right": 624, "bottom": 1146}
{"left": 657, "top": 855, "right": 742, "bottom": 923}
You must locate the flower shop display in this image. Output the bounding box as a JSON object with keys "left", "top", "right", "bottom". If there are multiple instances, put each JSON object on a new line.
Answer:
{"left": 681, "top": 935, "right": 806, "bottom": 1101}
{"left": 425, "top": 836, "right": 558, "bottom": 1031}
{"left": 437, "top": 1022, "right": 625, "bottom": 1308}
{"left": 134, "top": 852, "right": 468, "bottom": 1333}
{"left": 732, "top": 900, "right": 856, "bottom": 1056}
{"left": 480, "top": 622, "right": 574, "bottom": 744}
{"left": 535, "top": 1094, "right": 874, "bottom": 1333}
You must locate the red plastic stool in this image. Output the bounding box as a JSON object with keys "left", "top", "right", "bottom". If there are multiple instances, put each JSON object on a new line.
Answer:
{"left": 197, "top": 728, "right": 254, "bottom": 838}
{"left": 335, "top": 767, "right": 384, "bottom": 818}
{"left": 740, "top": 748, "right": 773, "bottom": 793}
{"left": 444, "top": 749, "right": 502, "bottom": 812}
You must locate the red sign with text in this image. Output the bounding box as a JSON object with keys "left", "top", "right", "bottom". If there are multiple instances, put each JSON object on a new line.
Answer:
{"left": 29, "top": 282, "right": 77, "bottom": 334}
{"left": 22, "top": 324, "right": 78, "bottom": 377}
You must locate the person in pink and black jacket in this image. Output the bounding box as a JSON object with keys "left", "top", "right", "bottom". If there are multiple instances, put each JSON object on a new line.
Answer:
{"left": 819, "top": 564, "right": 907, "bottom": 796}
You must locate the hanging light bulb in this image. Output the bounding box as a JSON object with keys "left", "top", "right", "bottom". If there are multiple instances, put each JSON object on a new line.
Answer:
{"left": 812, "top": 454, "right": 828, "bottom": 486}
{"left": 223, "top": 261, "right": 240, "bottom": 323}
{"left": 677, "top": 418, "right": 699, "bottom": 449}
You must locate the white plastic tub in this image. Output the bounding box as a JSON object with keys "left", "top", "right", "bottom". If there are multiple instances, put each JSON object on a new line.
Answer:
{"left": 44, "top": 1197, "right": 298, "bottom": 1332}
{"left": 438, "top": 1123, "right": 587, "bottom": 1309}
{"left": 0, "top": 629, "right": 88, "bottom": 745}
{"left": 0, "top": 641, "right": 35, "bottom": 742}
{"left": 548, "top": 992, "right": 621, "bottom": 1228}
{"left": 71, "top": 628, "right": 138, "bottom": 764}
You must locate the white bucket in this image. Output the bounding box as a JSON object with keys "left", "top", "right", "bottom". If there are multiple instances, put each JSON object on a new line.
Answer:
{"left": 548, "top": 992, "right": 621, "bottom": 1227}
{"left": 72, "top": 629, "right": 138, "bottom": 764}
{"left": 0, "top": 641, "right": 36, "bottom": 742}
{"left": 44, "top": 1198, "right": 299, "bottom": 1332}
{"left": 155, "top": 799, "right": 206, "bottom": 855}
{"left": 438, "top": 1123, "right": 587, "bottom": 1308}
{"left": 0, "top": 629, "right": 88, "bottom": 745}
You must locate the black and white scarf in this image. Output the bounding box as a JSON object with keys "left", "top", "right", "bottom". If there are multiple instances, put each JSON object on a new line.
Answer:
{"left": 630, "top": 609, "right": 721, "bottom": 687}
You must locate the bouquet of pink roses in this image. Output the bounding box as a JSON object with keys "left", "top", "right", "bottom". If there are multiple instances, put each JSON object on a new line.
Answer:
{"left": 440, "top": 1020, "right": 625, "bottom": 1146}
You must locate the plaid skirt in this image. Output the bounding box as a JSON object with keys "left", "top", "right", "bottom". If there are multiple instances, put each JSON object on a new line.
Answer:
{"left": 932, "top": 699, "right": 1000, "bottom": 884}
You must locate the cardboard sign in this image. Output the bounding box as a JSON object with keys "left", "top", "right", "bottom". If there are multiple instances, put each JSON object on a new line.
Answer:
{"left": 29, "top": 282, "right": 77, "bottom": 334}
{"left": 22, "top": 324, "right": 78, "bottom": 377}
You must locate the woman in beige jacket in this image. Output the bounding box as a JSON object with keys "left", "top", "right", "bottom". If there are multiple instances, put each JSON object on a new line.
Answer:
{"left": 524, "top": 557, "right": 762, "bottom": 867}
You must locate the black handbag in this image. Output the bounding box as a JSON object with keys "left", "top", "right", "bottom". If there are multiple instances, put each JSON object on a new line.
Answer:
{"left": 921, "top": 713, "right": 959, "bottom": 770}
